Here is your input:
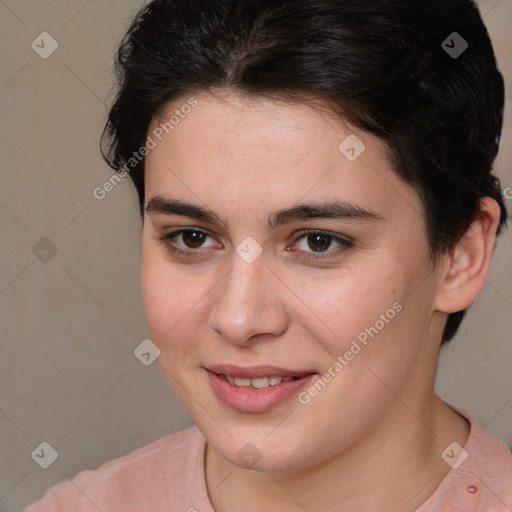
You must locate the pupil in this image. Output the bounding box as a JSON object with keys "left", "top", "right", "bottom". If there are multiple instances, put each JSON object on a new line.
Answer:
{"left": 308, "top": 234, "right": 331, "bottom": 252}
{"left": 183, "top": 231, "right": 206, "bottom": 248}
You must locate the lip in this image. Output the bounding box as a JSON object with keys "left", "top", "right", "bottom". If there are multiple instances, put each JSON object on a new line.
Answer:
{"left": 206, "top": 368, "right": 317, "bottom": 413}
{"left": 206, "top": 364, "right": 314, "bottom": 379}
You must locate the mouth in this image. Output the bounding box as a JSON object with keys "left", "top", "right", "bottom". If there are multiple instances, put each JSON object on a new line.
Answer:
{"left": 215, "top": 373, "right": 303, "bottom": 388}
{"left": 205, "top": 366, "right": 317, "bottom": 413}
{"left": 206, "top": 363, "right": 315, "bottom": 380}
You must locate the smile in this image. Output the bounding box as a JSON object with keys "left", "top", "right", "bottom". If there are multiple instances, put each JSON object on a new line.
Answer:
{"left": 207, "top": 370, "right": 316, "bottom": 413}
{"left": 218, "top": 374, "right": 297, "bottom": 388}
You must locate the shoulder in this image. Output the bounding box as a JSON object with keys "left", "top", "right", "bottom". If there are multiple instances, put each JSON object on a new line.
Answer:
{"left": 23, "top": 425, "right": 207, "bottom": 512}
{"left": 420, "top": 402, "right": 512, "bottom": 512}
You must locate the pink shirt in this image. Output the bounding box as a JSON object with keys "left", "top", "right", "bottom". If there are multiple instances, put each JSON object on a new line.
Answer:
{"left": 23, "top": 402, "right": 512, "bottom": 512}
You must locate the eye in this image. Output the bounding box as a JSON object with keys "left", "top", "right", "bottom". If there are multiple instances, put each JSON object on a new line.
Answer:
{"left": 156, "top": 228, "right": 220, "bottom": 257}
{"left": 155, "top": 228, "right": 353, "bottom": 260}
{"left": 291, "top": 230, "right": 354, "bottom": 258}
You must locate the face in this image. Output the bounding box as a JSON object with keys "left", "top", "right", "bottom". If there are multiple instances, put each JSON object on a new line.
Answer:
{"left": 141, "top": 90, "right": 444, "bottom": 473}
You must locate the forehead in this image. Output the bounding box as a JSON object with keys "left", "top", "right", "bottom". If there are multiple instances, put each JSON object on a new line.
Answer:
{"left": 144, "top": 90, "right": 422, "bottom": 228}
{"left": 150, "top": 90, "right": 357, "bottom": 155}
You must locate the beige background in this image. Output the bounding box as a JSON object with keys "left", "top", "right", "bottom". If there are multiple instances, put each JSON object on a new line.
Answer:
{"left": 0, "top": 1, "right": 511, "bottom": 510}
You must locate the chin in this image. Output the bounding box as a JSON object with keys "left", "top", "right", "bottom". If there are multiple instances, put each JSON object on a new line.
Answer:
{"left": 204, "top": 424, "right": 317, "bottom": 473}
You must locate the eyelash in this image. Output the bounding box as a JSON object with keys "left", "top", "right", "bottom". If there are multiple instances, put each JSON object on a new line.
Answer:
{"left": 155, "top": 228, "right": 354, "bottom": 260}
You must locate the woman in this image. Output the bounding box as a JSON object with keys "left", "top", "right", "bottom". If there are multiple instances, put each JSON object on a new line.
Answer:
{"left": 25, "top": 0, "right": 512, "bottom": 510}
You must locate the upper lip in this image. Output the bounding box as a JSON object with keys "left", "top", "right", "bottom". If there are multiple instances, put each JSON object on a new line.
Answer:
{"left": 206, "top": 364, "right": 315, "bottom": 379}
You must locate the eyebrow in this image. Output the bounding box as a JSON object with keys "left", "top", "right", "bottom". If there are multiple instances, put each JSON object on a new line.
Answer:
{"left": 145, "top": 196, "right": 384, "bottom": 229}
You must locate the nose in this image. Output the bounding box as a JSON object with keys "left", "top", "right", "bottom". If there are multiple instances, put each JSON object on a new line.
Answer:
{"left": 208, "top": 254, "right": 289, "bottom": 346}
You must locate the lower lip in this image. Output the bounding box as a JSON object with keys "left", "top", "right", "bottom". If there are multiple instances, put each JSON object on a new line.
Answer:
{"left": 207, "top": 371, "right": 316, "bottom": 413}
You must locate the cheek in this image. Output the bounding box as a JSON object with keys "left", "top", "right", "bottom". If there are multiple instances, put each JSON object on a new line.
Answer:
{"left": 141, "top": 246, "right": 169, "bottom": 337}
{"left": 141, "top": 250, "right": 209, "bottom": 397}
{"left": 293, "top": 258, "right": 430, "bottom": 396}
{"left": 141, "top": 244, "right": 202, "bottom": 344}
{"left": 291, "top": 263, "right": 403, "bottom": 351}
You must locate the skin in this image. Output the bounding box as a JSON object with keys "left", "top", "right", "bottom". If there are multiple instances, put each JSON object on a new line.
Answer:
{"left": 140, "top": 89, "right": 500, "bottom": 512}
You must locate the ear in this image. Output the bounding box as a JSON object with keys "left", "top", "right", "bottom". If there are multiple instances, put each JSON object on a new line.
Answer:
{"left": 433, "top": 197, "right": 502, "bottom": 314}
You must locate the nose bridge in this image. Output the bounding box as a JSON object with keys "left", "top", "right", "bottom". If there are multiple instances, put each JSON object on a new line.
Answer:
{"left": 208, "top": 252, "right": 287, "bottom": 343}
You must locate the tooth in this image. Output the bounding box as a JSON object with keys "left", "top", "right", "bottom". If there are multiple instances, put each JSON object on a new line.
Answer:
{"left": 234, "top": 377, "right": 252, "bottom": 387}
{"left": 226, "top": 375, "right": 298, "bottom": 388}
{"left": 251, "top": 377, "right": 270, "bottom": 389}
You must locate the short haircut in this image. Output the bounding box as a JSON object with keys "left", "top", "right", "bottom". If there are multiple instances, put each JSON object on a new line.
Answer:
{"left": 101, "top": 0, "right": 508, "bottom": 344}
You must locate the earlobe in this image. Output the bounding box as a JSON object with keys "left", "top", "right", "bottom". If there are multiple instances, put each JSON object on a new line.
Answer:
{"left": 433, "top": 197, "right": 501, "bottom": 314}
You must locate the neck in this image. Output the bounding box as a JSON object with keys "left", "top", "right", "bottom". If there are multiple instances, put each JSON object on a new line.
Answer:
{"left": 205, "top": 394, "right": 470, "bottom": 512}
